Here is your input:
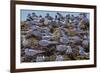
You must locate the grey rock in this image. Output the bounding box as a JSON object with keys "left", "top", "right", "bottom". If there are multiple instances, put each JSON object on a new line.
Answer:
{"left": 25, "top": 48, "right": 45, "bottom": 56}
{"left": 56, "top": 45, "right": 67, "bottom": 52}
{"left": 39, "top": 40, "right": 49, "bottom": 46}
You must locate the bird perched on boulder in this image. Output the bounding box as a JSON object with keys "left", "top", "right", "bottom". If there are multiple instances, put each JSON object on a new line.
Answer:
{"left": 65, "top": 46, "right": 73, "bottom": 54}
{"left": 21, "top": 35, "right": 30, "bottom": 48}
{"left": 78, "top": 46, "right": 88, "bottom": 56}
{"left": 36, "top": 54, "right": 45, "bottom": 62}
{"left": 55, "top": 55, "right": 64, "bottom": 61}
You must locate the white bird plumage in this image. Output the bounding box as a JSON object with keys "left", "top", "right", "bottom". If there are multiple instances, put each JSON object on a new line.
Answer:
{"left": 36, "top": 55, "right": 45, "bottom": 62}
{"left": 66, "top": 46, "right": 73, "bottom": 54}
{"left": 22, "top": 35, "right": 30, "bottom": 48}
{"left": 56, "top": 55, "right": 64, "bottom": 61}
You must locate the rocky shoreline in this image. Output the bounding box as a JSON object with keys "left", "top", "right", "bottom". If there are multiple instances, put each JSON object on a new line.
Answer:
{"left": 21, "top": 12, "right": 90, "bottom": 62}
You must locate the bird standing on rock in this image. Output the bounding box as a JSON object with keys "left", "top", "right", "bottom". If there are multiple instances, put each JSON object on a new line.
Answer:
{"left": 78, "top": 46, "right": 87, "bottom": 56}
{"left": 55, "top": 55, "right": 64, "bottom": 61}
{"left": 36, "top": 54, "right": 45, "bottom": 62}
{"left": 22, "top": 35, "right": 30, "bottom": 48}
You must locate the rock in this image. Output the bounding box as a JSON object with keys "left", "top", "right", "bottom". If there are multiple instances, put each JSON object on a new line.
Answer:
{"left": 39, "top": 40, "right": 49, "bottom": 46}
{"left": 60, "top": 37, "right": 68, "bottom": 44}
{"left": 39, "top": 40, "right": 58, "bottom": 46}
{"left": 25, "top": 48, "right": 45, "bottom": 56}
{"left": 42, "top": 36, "right": 52, "bottom": 40}
{"left": 56, "top": 45, "right": 67, "bottom": 52}
{"left": 71, "top": 36, "right": 81, "bottom": 43}
{"left": 31, "top": 25, "right": 40, "bottom": 31}
{"left": 32, "top": 30, "right": 42, "bottom": 37}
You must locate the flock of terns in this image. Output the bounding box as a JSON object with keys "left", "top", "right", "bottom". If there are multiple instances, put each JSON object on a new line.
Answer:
{"left": 21, "top": 12, "right": 90, "bottom": 62}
